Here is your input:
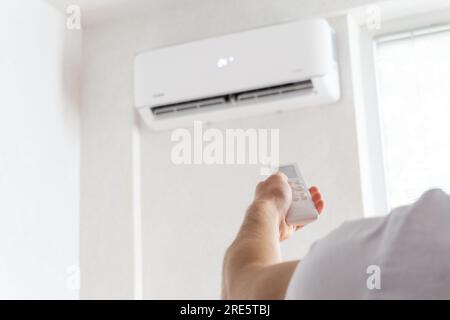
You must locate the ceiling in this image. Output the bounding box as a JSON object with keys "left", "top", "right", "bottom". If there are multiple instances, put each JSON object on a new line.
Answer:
{"left": 46, "top": 0, "right": 450, "bottom": 28}
{"left": 45, "top": 0, "right": 388, "bottom": 28}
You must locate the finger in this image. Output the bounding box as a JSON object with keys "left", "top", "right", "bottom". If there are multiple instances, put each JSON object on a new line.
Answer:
{"left": 309, "top": 186, "right": 319, "bottom": 195}
{"left": 271, "top": 171, "right": 288, "bottom": 182}
{"left": 315, "top": 200, "right": 324, "bottom": 214}
{"left": 275, "top": 171, "right": 287, "bottom": 179}
{"left": 255, "top": 181, "right": 264, "bottom": 192}
{"left": 312, "top": 192, "right": 321, "bottom": 202}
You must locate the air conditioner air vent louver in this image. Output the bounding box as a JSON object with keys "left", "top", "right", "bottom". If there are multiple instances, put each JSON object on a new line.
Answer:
{"left": 152, "top": 97, "right": 227, "bottom": 116}
{"left": 236, "top": 80, "right": 313, "bottom": 102}
{"left": 150, "top": 80, "right": 314, "bottom": 117}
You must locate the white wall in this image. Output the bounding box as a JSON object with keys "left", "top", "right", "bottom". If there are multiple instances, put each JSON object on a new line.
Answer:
{"left": 80, "top": 0, "right": 369, "bottom": 299}
{"left": 79, "top": 18, "right": 136, "bottom": 300}
{"left": 0, "top": 0, "right": 81, "bottom": 299}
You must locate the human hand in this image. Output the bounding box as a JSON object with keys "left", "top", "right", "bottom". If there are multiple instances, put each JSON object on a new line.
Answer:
{"left": 253, "top": 172, "right": 324, "bottom": 241}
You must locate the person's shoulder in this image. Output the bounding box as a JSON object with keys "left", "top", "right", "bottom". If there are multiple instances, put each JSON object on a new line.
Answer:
{"left": 411, "top": 188, "right": 450, "bottom": 209}
{"left": 306, "top": 188, "right": 450, "bottom": 254}
{"left": 420, "top": 188, "right": 449, "bottom": 199}
{"left": 304, "top": 215, "right": 387, "bottom": 256}
{"left": 394, "top": 188, "right": 450, "bottom": 226}
{"left": 335, "top": 188, "right": 450, "bottom": 231}
{"left": 327, "top": 215, "right": 387, "bottom": 241}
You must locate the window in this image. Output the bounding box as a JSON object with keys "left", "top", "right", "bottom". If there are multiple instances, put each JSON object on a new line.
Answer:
{"left": 374, "top": 25, "right": 450, "bottom": 210}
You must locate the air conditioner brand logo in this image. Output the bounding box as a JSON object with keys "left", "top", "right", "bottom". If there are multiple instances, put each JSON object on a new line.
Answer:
{"left": 217, "top": 56, "right": 235, "bottom": 68}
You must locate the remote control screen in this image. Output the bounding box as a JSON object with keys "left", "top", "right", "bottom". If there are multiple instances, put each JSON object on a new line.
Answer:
{"left": 279, "top": 165, "right": 297, "bottom": 179}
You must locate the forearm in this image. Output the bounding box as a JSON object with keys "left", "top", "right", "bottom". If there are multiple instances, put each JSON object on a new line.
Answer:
{"left": 233, "top": 200, "right": 281, "bottom": 265}
{"left": 223, "top": 200, "right": 282, "bottom": 299}
{"left": 222, "top": 173, "right": 323, "bottom": 300}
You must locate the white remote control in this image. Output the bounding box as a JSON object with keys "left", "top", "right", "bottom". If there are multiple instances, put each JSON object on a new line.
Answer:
{"left": 278, "top": 163, "right": 319, "bottom": 226}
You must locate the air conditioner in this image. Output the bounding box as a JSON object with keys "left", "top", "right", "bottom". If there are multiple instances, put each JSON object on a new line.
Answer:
{"left": 134, "top": 19, "right": 340, "bottom": 131}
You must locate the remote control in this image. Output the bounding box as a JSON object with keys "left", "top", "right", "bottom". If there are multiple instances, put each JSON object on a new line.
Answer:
{"left": 278, "top": 163, "right": 319, "bottom": 226}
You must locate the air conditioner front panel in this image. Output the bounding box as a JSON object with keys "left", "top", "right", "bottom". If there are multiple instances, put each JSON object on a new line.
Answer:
{"left": 134, "top": 19, "right": 337, "bottom": 109}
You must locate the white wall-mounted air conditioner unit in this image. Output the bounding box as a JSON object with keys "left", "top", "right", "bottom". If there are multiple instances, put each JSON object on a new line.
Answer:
{"left": 134, "top": 19, "right": 340, "bottom": 130}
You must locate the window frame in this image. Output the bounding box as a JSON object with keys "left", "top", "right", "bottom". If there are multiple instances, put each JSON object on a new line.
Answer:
{"left": 356, "top": 10, "right": 450, "bottom": 216}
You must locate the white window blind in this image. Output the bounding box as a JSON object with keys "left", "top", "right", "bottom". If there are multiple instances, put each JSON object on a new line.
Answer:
{"left": 375, "top": 25, "right": 450, "bottom": 209}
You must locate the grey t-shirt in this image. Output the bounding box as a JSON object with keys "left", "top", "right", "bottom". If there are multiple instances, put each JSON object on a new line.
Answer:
{"left": 286, "top": 189, "right": 450, "bottom": 299}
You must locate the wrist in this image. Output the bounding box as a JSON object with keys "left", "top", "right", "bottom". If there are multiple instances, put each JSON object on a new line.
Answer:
{"left": 241, "top": 199, "right": 282, "bottom": 246}
{"left": 249, "top": 199, "right": 282, "bottom": 225}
